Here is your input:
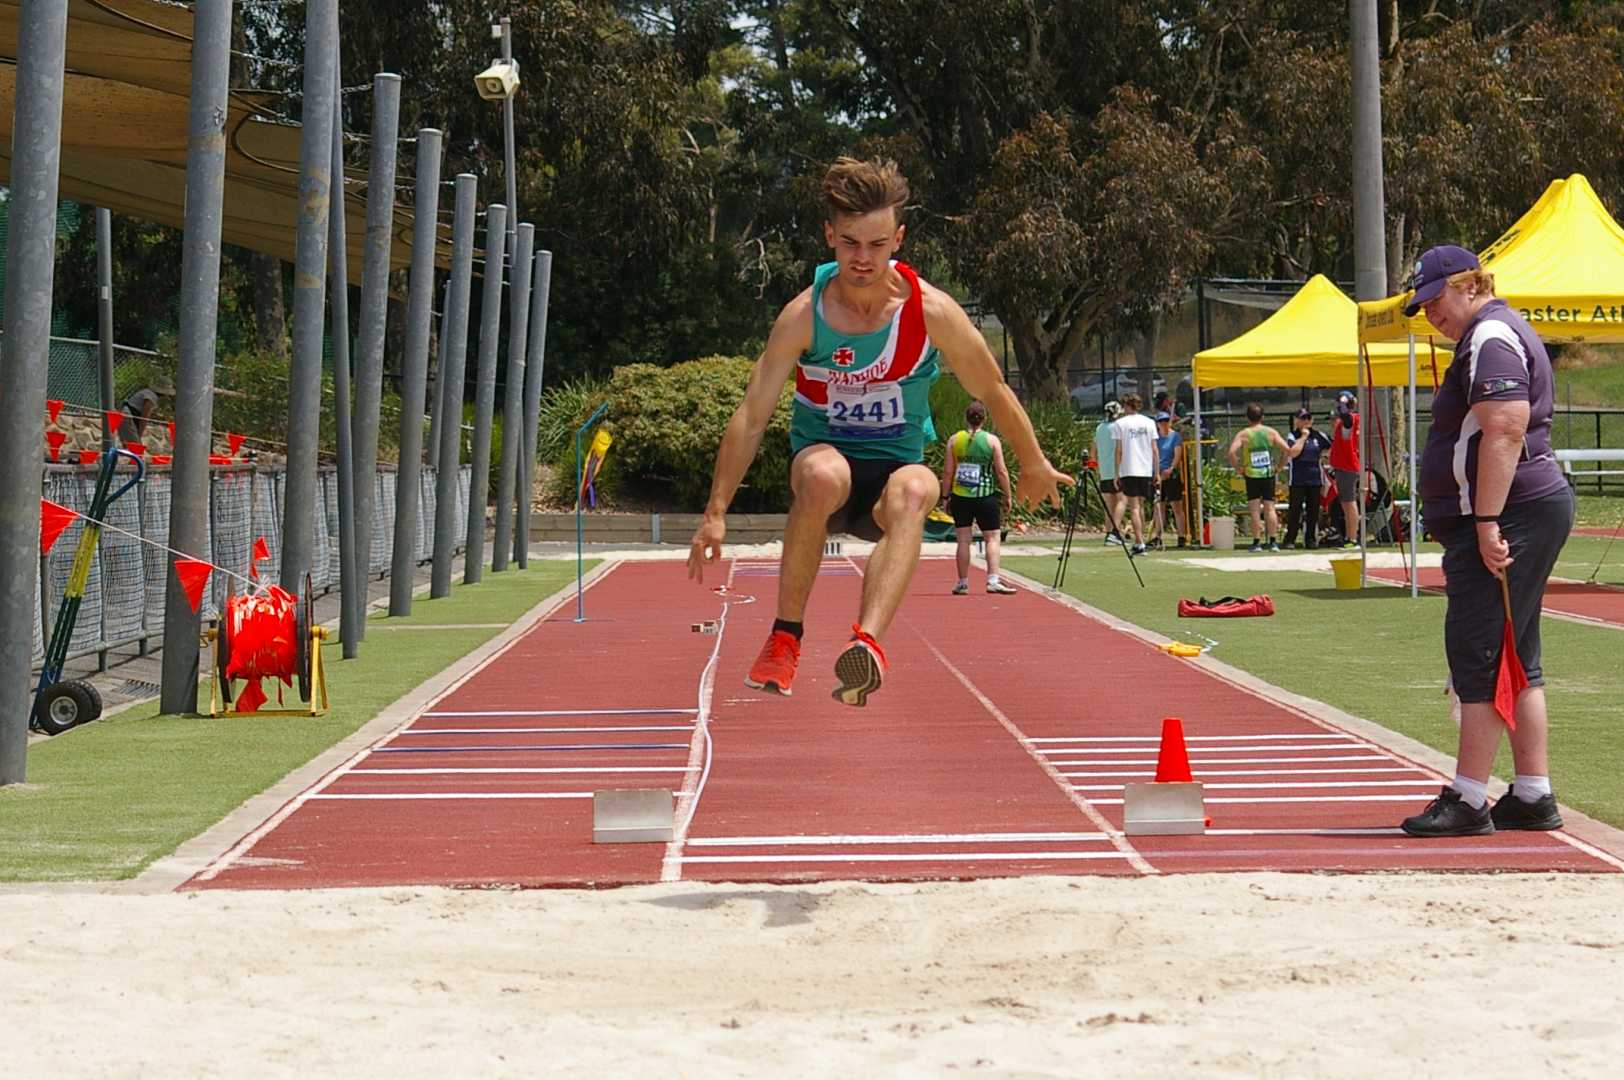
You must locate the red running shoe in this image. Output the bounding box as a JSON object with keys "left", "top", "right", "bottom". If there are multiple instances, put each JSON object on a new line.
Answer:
{"left": 831, "top": 623, "right": 888, "bottom": 707}
{"left": 745, "top": 629, "right": 801, "bottom": 696}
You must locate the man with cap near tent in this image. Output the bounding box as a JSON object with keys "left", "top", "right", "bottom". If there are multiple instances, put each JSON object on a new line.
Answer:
{"left": 1329, "top": 389, "right": 1361, "bottom": 547}
{"left": 1397, "top": 244, "right": 1573, "bottom": 838}
{"left": 1093, "top": 400, "right": 1126, "bottom": 545}
{"left": 1282, "top": 407, "right": 1331, "bottom": 548}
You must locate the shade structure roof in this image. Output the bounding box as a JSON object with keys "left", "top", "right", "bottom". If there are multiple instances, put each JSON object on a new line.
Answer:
{"left": 1359, "top": 174, "right": 1624, "bottom": 344}
{"left": 1194, "top": 274, "right": 1441, "bottom": 388}
{"left": 0, "top": 0, "right": 450, "bottom": 276}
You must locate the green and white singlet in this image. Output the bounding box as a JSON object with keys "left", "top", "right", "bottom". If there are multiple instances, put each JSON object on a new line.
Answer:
{"left": 949, "top": 429, "right": 997, "bottom": 498}
{"left": 789, "top": 260, "right": 941, "bottom": 462}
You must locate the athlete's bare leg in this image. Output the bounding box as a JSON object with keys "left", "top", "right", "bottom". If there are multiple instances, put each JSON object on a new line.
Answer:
{"left": 777, "top": 445, "right": 851, "bottom": 621}
{"left": 954, "top": 525, "right": 974, "bottom": 582}
{"left": 859, "top": 464, "right": 939, "bottom": 638}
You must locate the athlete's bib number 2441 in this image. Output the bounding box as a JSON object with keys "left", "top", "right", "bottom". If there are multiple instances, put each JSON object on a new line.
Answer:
{"left": 828, "top": 382, "right": 905, "bottom": 437}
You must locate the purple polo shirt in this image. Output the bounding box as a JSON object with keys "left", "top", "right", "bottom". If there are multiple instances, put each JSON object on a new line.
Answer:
{"left": 1419, "top": 299, "right": 1567, "bottom": 525}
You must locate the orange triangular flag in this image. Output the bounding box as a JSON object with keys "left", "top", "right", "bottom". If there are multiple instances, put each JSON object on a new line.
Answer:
{"left": 46, "top": 399, "right": 64, "bottom": 424}
{"left": 40, "top": 500, "right": 78, "bottom": 555}
{"left": 1153, "top": 716, "right": 1195, "bottom": 783}
{"left": 105, "top": 409, "right": 124, "bottom": 434}
{"left": 45, "top": 431, "right": 66, "bottom": 461}
{"left": 227, "top": 432, "right": 246, "bottom": 457}
{"left": 173, "top": 558, "right": 214, "bottom": 613}
{"left": 1494, "top": 577, "right": 1526, "bottom": 729}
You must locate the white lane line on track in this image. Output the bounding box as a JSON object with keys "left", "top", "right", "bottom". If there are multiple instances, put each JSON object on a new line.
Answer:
{"left": 682, "top": 851, "right": 1135, "bottom": 865}
{"left": 349, "top": 767, "right": 698, "bottom": 775}
{"left": 660, "top": 560, "right": 732, "bottom": 882}
{"left": 422, "top": 708, "right": 699, "bottom": 717}
{"left": 1088, "top": 794, "right": 1437, "bottom": 805}
{"left": 191, "top": 562, "right": 626, "bottom": 883}
{"left": 1207, "top": 827, "right": 1404, "bottom": 836}
{"left": 308, "top": 792, "right": 696, "bottom": 801}
{"left": 1030, "top": 734, "right": 1359, "bottom": 743}
{"left": 1048, "top": 755, "right": 1392, "bottom": 766}
{"left": 1062, "top": 767, "right": 1427, "bottom": 778}
{"left": 688, "top": 831, "right": 1113, "bottom": 847}
{"left": 1038, "top": 743, "right": 1365, "bottom": 755}
{"left": 911, "top": 623, "right": 1156, "bottom": 875}
{"left": 398, "top": 726, "right": 697, "bottom": 735}
{"left": 1072, "top": 780, "right": 1443, "bottom": 792}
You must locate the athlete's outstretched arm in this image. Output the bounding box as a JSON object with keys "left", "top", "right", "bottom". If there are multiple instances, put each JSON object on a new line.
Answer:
{"left": 687, "top": 293, "right": 811, "bottom": 581}
{"left": 925, "top": 291, "right": 1071, "bottom": 510}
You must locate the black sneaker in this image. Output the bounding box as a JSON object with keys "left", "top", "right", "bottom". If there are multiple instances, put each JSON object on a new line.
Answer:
{"left": 1490, "top": 791, "right": 1564, "bottom": 831}
{"left": 1130, "top": 544, "right": 1148, "bottom": 556}
{"left": 1267, "top": 540, "right": 1280, "bottom": 552}
{"left": 1248, "top": 540, "right": 1263, "bottom": 553}
{"left": 1401, "top": 787, "right": 1495, "bottom": 837}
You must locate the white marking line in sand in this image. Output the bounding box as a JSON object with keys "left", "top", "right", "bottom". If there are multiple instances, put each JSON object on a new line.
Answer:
{"left": 682, "top": 851, "right": 1135, "bottom": 865}
{"left": 192, "top": 562, "right": 626, "bottom": 883}
{"left": 398, "top": 726, "right": 696, "bottom": 735}
{"left": 660, "top": 559, "right": 733, "bottom": 882}
{"left": 1072, "top": 780, "right": 1442, "bottom": 792}
{"left": 688, "top": 831, "right": 1113, "bottom": 847}
{"left": 910, "top": 626, "right": 1155, "bottom": 875}
{"left": 422, "top": 708, "right": 699, "bottom": 717}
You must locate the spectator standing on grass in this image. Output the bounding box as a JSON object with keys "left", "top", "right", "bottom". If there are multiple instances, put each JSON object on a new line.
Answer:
{"left": 1330, "top": 389, "right": 1361, "bottom": 548}
{"left": 1093, "top": 400, "right": 1127, "bottom": 545}
{"left": 1153, "top": 411, "right": 1187, "bottom": 548}
{"left": 1112, "top": 394, "right": 1159, "bottom": 556}
{"left": 1226, "top": 403, "right": 1289, "bottom": 552}
{"left": 1283, "top": 407, "right": 1331, "bottom": 549}
{"left": 941, "top": 400, "right": 1017, "bottom": 595}
{"left": 1396, "top": 245, "right": 1573, "bottom": 838}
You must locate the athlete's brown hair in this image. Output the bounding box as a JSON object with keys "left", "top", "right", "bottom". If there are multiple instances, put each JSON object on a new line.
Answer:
{"left": 821, "top": 157, "right": 910, "bottom": 223}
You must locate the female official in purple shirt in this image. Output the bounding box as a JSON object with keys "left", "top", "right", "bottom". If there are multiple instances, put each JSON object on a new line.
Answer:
{"left": 1399, "top": 245, "right": 1574, "bottom": 839}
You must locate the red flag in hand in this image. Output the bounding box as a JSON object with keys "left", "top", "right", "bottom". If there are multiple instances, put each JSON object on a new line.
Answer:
{"left": 40, "top": 499, "right": 78, "bottom": 554}
{"left": 1494, "top": 575, "right": 1527, "bottom": 729}
{"left": 174, "top": 558, "right": 214, "bottom": 613}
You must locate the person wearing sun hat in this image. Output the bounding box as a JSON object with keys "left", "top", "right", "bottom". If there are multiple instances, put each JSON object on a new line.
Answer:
{"left": 1398, "top": 244, "right": 1574, "bottom": 838}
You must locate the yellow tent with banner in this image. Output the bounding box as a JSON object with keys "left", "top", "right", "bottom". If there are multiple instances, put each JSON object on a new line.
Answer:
{"left": 1358, "top": 174, "right": 1624, "bottom": 344}
{"left": 1194, "top": 273, "right": 1440, "bottom": 387}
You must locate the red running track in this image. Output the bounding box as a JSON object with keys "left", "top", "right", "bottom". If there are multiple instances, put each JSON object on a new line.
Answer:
{"left": 190, "top": 557, "right": 1621, "bottom": 890}
{"left": 1366, "top": 565, "right": 1624, "bottom": 628}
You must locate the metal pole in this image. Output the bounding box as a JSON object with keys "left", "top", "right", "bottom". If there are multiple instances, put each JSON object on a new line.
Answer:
{"left": 1409, "top": 334, "right": 1418, "bottom": 598}
{"left": 0, "top": 0, "right": 69, "bottom": 783}
{"left": 388, "top": 128, "right": 443, "bottom": 616}
{"left": 501, "top": 17, "right": 519, "bottom": 246}
{"left": 281, "top": 0, "right": 338, "bottom": 595}
{"left": 157, "top": 0, "right": 233, "bottom": 716}
{"left": 1351, "top": 0, "right": 1389, "bottom": 578}
{"left": 352, "top": 72, "right": 401, "bottom": 631}
{"left": 515, "top": 249, "right": 553, "bottom": 566}
{"left": 431, "top": 174, "right": 478, "bottom": 598}
{"left": 328, "top": 58, "right": 360, "bottom": 659}
{"left": 464, "top": 204, "right": 508, "bottom": 584}
{"left": 1192, "top": 384, "right": 1205, "bottom": 545}
{"left": 96, "top": 207, "right": 116, "bottom": 452}
{"left": 426, "top": 277, "right": 449, "bottom": 471}
{"left": 493, "top": 222, "right": 534, "bottom": 572}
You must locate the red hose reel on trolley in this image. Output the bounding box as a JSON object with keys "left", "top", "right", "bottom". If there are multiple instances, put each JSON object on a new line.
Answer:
{"left": 209, "top": 572, "right": 329, "bottom": 716}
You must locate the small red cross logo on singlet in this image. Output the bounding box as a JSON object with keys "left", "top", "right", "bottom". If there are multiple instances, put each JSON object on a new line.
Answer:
{"left": 832, "top": 346, "right": 855, "bottom": 367}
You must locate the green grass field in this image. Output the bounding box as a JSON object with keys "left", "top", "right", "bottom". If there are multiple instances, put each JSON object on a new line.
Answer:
{"left": 0, "top": 561, "right": 590, "bottom": 883}
{"left": 1004, "top": 534, "right": 1624, "bottom": 829}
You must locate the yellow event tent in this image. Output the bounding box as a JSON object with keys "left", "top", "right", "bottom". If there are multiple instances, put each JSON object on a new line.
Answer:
{"left": 1358, "top": 174, "right": 1624, "bottom": 344}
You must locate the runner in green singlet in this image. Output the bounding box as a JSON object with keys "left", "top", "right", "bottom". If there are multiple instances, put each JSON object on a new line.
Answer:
{"left": 688, "top": 157, "right": 1070, "bottom": 706}
{"left": 939, "top": 400, "right": 1015, "bottom": 595}
{"left": 1225, "top": 402, "right": 1290, "bottom": 552}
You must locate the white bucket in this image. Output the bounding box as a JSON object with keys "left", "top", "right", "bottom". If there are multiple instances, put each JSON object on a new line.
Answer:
{"left": 1207, "top": 516, "right": 1236, "bottom": 550}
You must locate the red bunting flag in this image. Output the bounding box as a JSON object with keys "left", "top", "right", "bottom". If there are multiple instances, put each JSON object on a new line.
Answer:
{"left": 227, "top": 432, "right": 246, "bottom": 457}
{"left": 250, "top": 535, "right": 271, "bottom": 579}
{"left": 124, "top": 442, "right": 145, "bottom": 457}
{"left": 209, "top": 454, "right": 232, "bottom": 465}
{"left": 46, "top": 399, "right": 64, "bottom": 425}
{"left": 79, "top": 450, "right": 100, "bottom": 467}
{"left": 40, "top": 500, "right": 78, "bottom": 555}
{"left": 173, "top": 558, "right": 214, "bottom": 613}
{"left": 151, "top": 454, "right": 172, "bottom": 465}
{"left": 1494, "top": 576, "right": 1527, "bottom": 729}
{"left": 45, "top": 431, "right": 67, "bottom": 461}
{"left": 105, "top": 409, "right": 124, "bottom": 434}
{"left": 167, "top": 421, "right": 176, "bottom": 444}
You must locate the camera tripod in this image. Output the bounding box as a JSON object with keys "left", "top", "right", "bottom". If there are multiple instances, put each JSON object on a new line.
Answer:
{"left": 1054, "top": 465, "right": 1145, "bottom": 590}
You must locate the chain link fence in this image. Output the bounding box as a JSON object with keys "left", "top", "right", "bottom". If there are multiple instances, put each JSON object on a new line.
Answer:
{"left": 33, "top": 463, "right": 472, "bottom": 670}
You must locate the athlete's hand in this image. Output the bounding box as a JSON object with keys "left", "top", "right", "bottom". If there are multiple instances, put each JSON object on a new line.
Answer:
{"left": 688, "top": 515, "right": 726, "bottom": 582}
{"left": 1015, "top": 459, "right": 1073, "bottom": 511}
{"left": 1477, "top": 521, "right": 1513, "bottom": 576}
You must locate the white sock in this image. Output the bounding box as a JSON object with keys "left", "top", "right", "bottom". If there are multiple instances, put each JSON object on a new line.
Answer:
{"left": 957, "top": 578, "right": 969, "bottom": 588}
{"left": 1512, "top": 775, "right": 1552, "bottom": 803}
{"left": 1450, "top": 774, "right": 1489, "bottom": 809}
{"left": 986, "top": 575, "right": 1001, "bottom": 585}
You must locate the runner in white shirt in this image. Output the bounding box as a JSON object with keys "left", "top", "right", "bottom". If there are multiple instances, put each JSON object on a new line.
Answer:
{"left": 1112, "top": 394, "right": 1161, "bottom": 554}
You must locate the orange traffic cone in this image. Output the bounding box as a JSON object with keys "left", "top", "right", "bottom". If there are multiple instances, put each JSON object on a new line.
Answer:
{"left": 1153, "top": 716, "right": 1195, "bottom": 783}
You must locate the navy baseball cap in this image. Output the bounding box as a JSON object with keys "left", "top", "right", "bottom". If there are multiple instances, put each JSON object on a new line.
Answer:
{"left": 1403, "top": 244, "right": 1479, "bottom": 316}
{"left": 1154, "top": 411, "right": 1171, "bottom": 422}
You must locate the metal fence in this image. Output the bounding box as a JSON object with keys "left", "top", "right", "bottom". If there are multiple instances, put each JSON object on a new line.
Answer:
{"left": 32, "top": 463, "right": 472, "bottom": 671}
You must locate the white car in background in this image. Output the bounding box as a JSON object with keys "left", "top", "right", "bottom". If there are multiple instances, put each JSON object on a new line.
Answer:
{"left": 1069, "top": 373, "right": 1167, "bottom": 412}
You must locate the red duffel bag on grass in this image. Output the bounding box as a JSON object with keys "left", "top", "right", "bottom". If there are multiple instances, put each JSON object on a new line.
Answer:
{"left": 1177, "top": 595, "right": 1275, "bottom": 618}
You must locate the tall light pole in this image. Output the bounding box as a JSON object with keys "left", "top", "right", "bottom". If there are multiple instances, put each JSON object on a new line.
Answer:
{"left": 476, "top": 16, "right": 520, "bottom": 245}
